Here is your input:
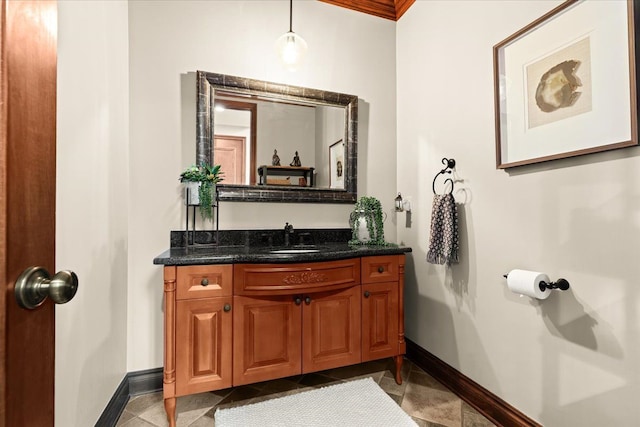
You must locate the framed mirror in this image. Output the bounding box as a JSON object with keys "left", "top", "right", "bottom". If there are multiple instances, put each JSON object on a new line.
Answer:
{"left": 196, "top": 71, "right": 358, "bottom": 203}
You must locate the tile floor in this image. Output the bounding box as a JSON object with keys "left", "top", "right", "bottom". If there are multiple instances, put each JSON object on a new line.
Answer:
{"left": 115, "top": 358, "right": 495, "bottom": 427}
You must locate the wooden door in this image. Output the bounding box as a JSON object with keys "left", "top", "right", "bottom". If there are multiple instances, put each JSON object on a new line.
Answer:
{"left": 0, "top": 1, "right": 58, "bottom": 425}
{"left": 176, "top": 298, "right": 233, "bottom": 395}
{"left": 362, "top": 282, "right": 398, "bottom": 361}
{"left": 233, "top": 295, "right": 302, "bottom": 385}
{"left": 214, "top": 135, "right": 246, "bottom": 185}
{"left": 302, "top": 287, "right": 361, "bottom": 373}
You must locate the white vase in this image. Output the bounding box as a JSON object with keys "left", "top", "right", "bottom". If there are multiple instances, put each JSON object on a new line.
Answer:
{"left": 353, "top": 211, "right": 372, "bottom": 242}
{"left": 184, "top": 182, "right": 200, "bottom": 205}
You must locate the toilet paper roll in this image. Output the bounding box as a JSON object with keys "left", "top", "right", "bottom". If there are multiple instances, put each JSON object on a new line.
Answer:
{"left": 506, "top": 269, "right": 550, "bottom": 300}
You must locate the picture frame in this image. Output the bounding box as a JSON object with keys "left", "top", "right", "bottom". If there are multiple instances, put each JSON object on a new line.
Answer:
{"left": 493, "top": 0, "right": 638, "bottom": 168}
{"left": 329, "top": 139, "right": 345, "bottom": 189}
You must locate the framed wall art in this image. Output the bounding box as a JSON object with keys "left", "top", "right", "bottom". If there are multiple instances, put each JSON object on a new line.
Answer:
{"left": 493, "top": 0, "right": 638, "bottom": 168}
{"left": 329, "top": 139, "right": 345, "bottom": 189}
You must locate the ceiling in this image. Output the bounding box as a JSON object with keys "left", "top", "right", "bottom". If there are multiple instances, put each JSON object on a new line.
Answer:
{"left": 319, "top": 0, "right": 416, "bottom": 21}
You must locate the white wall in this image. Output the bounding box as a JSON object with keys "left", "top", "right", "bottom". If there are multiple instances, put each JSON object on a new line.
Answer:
{"left": 257, "top": 102, "right": 316, "bottom": 168}
{"left": 397, "top": 2, "right": 640, "bottom": 425}
{"left": 127, "top": 1, "right": 397, "bottom": 370}
{"left": 56, "top": 1, "right": 129, "bottom": 426}
{"left": 316, "top": 106, "right": 346, "bottom": 188}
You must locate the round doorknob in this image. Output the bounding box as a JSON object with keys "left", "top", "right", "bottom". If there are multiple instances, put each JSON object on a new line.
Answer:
{"left": 15, "top": 266, "right": 78, "bottom": 310}
{"left": 294, "top": 296, "right": 302, "bottom": 305}
{"left": 378, "top": 266, "right": 384, "bottom": 273}
{"left": 223, "top": 303, "right": 232, "bottom": 312}
{"left": 304, "top": 296, "right": 311, "bottom": 305}
{"left": 364, "top": 291, "right": 370, "bottom": 298}
{"left": 201, "top": 278, "right": 209, "bottom": 286}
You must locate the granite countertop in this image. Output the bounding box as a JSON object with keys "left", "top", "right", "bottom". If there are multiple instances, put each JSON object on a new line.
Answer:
{"left": 153, "top": 242, "right": 412, "bottom": 266}
{"left": 153, "top": 229, "right": 411, "bottom": 266}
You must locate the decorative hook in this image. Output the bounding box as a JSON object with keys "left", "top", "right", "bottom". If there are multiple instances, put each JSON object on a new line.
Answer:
{"left": 432, "top": 158, "right": 456, "bottom": 194}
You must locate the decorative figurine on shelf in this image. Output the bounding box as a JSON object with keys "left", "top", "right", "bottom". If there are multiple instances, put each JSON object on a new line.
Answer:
{"left": 290, "top": 151, "right": 301, "bottom": 167}
{"left": 272, "top": 149, "right": 281, "bottom": 166}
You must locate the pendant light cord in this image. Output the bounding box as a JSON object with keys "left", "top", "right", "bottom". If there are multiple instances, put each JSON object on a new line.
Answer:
{"left": 289, "top": 0, "right": 293, "bottom": 32}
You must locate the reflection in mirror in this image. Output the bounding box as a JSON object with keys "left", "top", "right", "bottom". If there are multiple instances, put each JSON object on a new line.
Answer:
{"left": 197, "top": 71, "right": 358, "bottom": 203}
{"left": 214, "top": 98, "right": 257, "bottom": 185}
{"left": 215, "top": 97, "right": 345, "bottom": 189}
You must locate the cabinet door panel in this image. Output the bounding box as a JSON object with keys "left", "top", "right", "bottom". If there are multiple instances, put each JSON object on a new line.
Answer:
{"left": 233, "top": 296, "right": 302, "bottom": 385}
{"left": 362, "top": 281, "right": 398, "bottom": 361}
{"left": 176, "top": 298, "right": 232, "bottom": 395}
{"left": 302, "top": 287, "right": 361, "bottom": 373}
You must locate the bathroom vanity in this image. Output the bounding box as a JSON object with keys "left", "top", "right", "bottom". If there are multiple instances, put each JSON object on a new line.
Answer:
{"left": 154, "top": 234, "right": 411, "bottom": 427}
{"left": 154, "top": 72, "right": 411, "bottom": 427}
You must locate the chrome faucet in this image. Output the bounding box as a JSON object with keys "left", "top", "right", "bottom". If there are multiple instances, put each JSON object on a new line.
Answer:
{"left": 284, "top": 222, "right": 294, "bottom": 246}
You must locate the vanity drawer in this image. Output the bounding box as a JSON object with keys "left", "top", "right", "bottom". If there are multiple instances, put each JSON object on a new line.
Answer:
{"left": 176, "top": 265, "right": 233, "bottom": 300}
{"left": 361, "top": 255, "right": 399, "bottom": 284}
{"left": 234, "top": 258, "right": 360, "bottom": 296}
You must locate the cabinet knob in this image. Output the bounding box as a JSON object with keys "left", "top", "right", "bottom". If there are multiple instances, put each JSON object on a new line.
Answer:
{"left": 201, "top": 278, "right": 209, "bottom": 286}
{"left": 377, "top": 266, "right": 384, "bottom": 273}
{"left": 223, "top": 303, "right": 231, "bottom": 312}
{"left": 294, "top": 296, "right": 302, "bottom": 305}
{"left": 304, "top": 296, "right": 311, "bottom": 305}
{"left": 364, "top": 291, "right": 370, "bottom": 298}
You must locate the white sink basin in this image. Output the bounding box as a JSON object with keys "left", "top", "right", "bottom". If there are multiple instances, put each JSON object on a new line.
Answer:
{"left": 270, "top": 248, "right": 320, "bottom": 254}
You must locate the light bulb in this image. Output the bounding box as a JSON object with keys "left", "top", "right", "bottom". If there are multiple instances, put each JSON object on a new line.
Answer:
{"left": 275, "top": 31, "right": 307, "bottom": 71}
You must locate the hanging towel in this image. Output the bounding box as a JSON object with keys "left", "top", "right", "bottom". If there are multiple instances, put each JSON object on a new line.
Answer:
{"left": 427, "top": 193, "right": 459, "bottom": 265}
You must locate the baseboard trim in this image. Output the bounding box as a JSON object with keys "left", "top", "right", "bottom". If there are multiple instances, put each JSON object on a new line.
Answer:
{"left": 405, "top": 339, "right": 541, "bottom": 427}
{"left": 94, "top": 368, "right": 163, "bottom": 427}
{"left": 128, "top": 367, "right": 163, "bottom": 396}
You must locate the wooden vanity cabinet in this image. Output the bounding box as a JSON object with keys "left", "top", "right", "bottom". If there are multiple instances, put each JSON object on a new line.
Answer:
{"left": 361, "top": 256, "right": 399, "bottom": 361}
{"left": 162, "top": 254, "right": 405, "bottom": 427}
{"left": 232, "top": 286, "right": 361, "bottom": 385}
{"left": 233, "top": 259, "right": 361, "bottom": 385}
{"left": 162, "top": 264, "right": 233, "bottom": 422}
{"left": 361, "top": 255, "right": 405, "bottom": 381}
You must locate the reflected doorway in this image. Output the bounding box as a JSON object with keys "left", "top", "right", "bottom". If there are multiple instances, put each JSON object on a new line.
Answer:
{"left": 214, "top": 99, "right": 257, "bottom": 184}
{"left": 214, "top": 135, "right": 245, "bottom": 185}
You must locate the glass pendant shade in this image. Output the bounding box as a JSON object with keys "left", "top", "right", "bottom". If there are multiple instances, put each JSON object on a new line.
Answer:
{"left": 276, "top": 30, "right": 307, "bottom": 71}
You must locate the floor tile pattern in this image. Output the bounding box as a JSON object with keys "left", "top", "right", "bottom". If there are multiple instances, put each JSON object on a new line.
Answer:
{"left": 115, "top": 359, "right": 495, "bottom": 427}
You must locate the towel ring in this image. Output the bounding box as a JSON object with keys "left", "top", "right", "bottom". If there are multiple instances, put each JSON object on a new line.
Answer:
{"left": 432, "top": 158, "right": 456, "bottom": 195}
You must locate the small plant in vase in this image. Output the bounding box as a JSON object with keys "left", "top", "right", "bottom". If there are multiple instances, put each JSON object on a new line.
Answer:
{"left": 179, "top": 163, "right": 223, "bottom": 220}
{"left": 349, "top": 196, "right": 389, "bottom": 246}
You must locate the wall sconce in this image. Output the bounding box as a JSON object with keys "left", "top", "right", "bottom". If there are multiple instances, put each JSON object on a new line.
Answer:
{"left": 275, "top": 0, "right": 307, "bottom": 71}
{"left": 395, "top": 192, "right": 411, "bottom": 213}
{"left": 395, "top": 193, "right": 404, "bottom": 212}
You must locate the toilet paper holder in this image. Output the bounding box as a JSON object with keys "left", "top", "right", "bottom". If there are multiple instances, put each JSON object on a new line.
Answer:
{"left": 502, "top": 274, "right": 570, "bottom": 292}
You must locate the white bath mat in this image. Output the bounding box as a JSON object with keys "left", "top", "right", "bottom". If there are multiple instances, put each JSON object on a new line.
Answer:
{"left": 215, "top": 377, "right": 417, "bottom": 427}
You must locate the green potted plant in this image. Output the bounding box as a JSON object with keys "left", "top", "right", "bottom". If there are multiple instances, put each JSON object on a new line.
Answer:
{"left": 179, "top": 163, "right": 223, "bottom": 220}
{"left": 349, "top": 196, "right": 388, "bottom": 246}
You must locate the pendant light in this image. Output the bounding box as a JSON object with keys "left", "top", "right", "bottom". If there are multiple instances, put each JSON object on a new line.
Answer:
{"left": 275, "top": 0, "right": 307, "bottom": 71}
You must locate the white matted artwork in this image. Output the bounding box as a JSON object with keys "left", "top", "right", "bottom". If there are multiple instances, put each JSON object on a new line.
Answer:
{"left": 493, "top": 0, "right": 637, "bottom": 168}
{"left": 526, "top": 36, "right": 592, "bottom": 129}
{"left": 329, "top": 139, "right": 345, "bottom": 189}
